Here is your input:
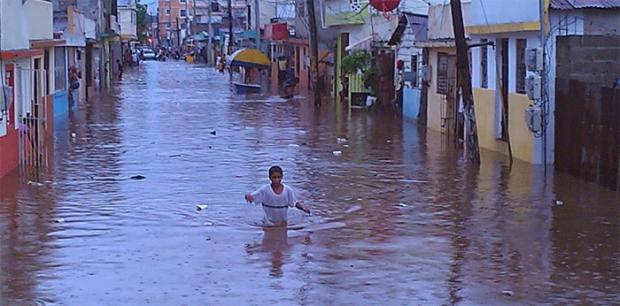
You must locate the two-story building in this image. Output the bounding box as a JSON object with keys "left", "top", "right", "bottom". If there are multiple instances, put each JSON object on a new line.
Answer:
{"left": 118, "top": 0, "right": 139, "bottom": 57}
{"left": 1, "top": 0, "right": 61, "bottom": 176}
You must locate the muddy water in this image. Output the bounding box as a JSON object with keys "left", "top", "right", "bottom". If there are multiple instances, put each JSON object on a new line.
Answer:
{"left": 1, "top": 61, "right": 618, "bottom": 305}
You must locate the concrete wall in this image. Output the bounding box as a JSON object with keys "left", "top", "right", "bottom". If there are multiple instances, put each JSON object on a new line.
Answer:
{"left": 427, "top": 3, "right": 470, "bottom": 40}
{"left": 474, "top": 89, "right": 535, "bottom": 163}
{"left": 119, "top": 7, "right": 137, "bottom": 39}
{"left": 26, "top": 0, "right": 54, "bottom": 41}
{"left": 0, "top": 1, "right": 29, "bottom": 50}
{"left": 467, "top": 0, "right": 539, "bottom": 27}
{"left": 469, "top": 31, "right": 541, "bottom": 163}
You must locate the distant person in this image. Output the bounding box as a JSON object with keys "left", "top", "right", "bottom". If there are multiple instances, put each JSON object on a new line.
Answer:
{"left": 116, "top": 59, "right": 123, "bottom": 80}
{"left": 244, "top": 166, "right": 310, "bottom": 227}
{"left": 68, "top": 65, "right": 80, "bottom": 105}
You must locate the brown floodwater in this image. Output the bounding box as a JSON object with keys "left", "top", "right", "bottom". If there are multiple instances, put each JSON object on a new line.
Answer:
{"left": 1, "top": 61, "right": 618, "bottom": 305}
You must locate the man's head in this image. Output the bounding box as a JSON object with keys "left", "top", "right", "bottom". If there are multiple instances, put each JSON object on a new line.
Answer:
{"left": 268, "top": 166, "right": 283, "bottom": 185}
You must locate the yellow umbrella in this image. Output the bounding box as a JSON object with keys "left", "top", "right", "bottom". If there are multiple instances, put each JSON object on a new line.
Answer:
{"left": 228, "top": 48, "right": 271, "bottom": 69}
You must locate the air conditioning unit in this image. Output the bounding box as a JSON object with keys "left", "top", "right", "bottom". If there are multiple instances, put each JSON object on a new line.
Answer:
{"left": 420, "top": 65, "right": 431, "bottom": 82}
{"left": 526, "top": 47, "right": 543, "bottom": 72}
{"left": 525, "top": 75, "right": 542, "bottom": 101}
{"left": 525, "top": 105, "right": 542, "bottom": 134}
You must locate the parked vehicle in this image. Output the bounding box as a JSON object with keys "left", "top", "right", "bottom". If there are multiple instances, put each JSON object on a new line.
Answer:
{"left": 141, "top": 49, "right": 157, "bottom": 60}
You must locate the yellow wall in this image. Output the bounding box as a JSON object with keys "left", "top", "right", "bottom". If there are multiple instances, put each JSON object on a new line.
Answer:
{"left": 427, "top": 48, "right": 456, "bottom": 133}
{"left": 473, "top": 88, "right": 535, "bottom": 163}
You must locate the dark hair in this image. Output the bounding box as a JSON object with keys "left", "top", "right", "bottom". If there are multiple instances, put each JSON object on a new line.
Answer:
{"left": 268, "top": 166, "right": 283, "bottom": 177}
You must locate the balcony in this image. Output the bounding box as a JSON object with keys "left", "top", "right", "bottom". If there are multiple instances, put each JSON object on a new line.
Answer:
{"left": 324, "top": 1, "right": 369, "bottom": 27}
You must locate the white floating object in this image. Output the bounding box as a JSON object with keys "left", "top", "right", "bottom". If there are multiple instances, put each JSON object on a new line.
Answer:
{"left": 196, "top": 204, "right": 208, "bottom": 211}
{"left": 337, "top": 137, "right": 347, "bottom": 144}
{"left": 501, "top": 290, "right": 514, "bottom": 296}
{"left": 386, "top": 139, "right": 392, "bottom": 143}
{"left": 288, "top": 144, "right": 300, "bottom": 148}
{"left": 332, "top": 150, "right": 342, "bottom": 156}
{"left": 555, "top": 200, "right": 564, "bottom": 206}
{"left": 27, "top": 180, "right": 44, "bottom": 187}
{"left": 342, "top": 144, "right": 349, "bottom": 148}
{"left": 71, "top": 132, "right": 77, "bottom": 138}
{"left": 55, "top": 218, "right": 65, "bottom": 223}
{"left": 396, "top": 203, "right": 408, "bottom": 208}
{"left": 204, "top": 221, "right": 214, "bottom": 226}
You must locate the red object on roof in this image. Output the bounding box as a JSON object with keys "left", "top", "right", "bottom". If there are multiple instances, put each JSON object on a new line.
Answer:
{"left": 264, "top": 23, "right": 289, "bottom": 41}
{"left": 370, "top": 0, "right": 400, "bottom": 12}
{"left": 550, "top": 0, "right": 620, "bottom": 9}
{"left": 0, "top": 49, "right": 43, "bottom": 60}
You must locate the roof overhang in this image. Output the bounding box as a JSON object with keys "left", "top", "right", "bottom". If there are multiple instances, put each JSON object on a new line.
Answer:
{"left": 30, "top": 39, "right": 67, "bottom": 49}
{"left": 0, "top": 49, "right": 44, "bottom": 60}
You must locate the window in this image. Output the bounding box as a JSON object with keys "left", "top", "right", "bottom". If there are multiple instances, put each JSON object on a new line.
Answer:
{"left": 131, "top": 12, "right": 136, "bottom": 24}
{"left": 180, "top": 9, "right": 187, "bottom": 17}
{"left": 166, "top": 22, "right": 171, "bottom": 28}
{"left": 437, "top": 53, "right": 449, "bottom": 95}
{"left": 516, "top": 39, "right": 527, "bottom": 94}
{"left": 180, "top": 0, "right": 186, "bottom": 2}
{"left": 480, "top": 38, "right": 488, "bottom": 88}
{"left": 54, "top": 47, "right": 66, "bottom": 91}
{"left": 350, "top": 0, "right": 362, "bottom": 12}
{"left": 166, "top": 9, "right": 170, "bottom": 15}
{"left": 410, "top": 54, "right": 418, "bottom": 88}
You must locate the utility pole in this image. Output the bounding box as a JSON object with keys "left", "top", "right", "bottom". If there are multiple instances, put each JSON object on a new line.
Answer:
{"left": 254, "top": 0, "right": 261, "bottom": 51}
{"left": 450, "top": 0, "right": 480, "bottom": 163}
{"left": 192, "top": 0, "right": 196, "bottom": 38}
{"left": 169, "top": 0, "right": 172, "bottom": 46}
{"left": 306, "top": 0, "right": 321, "bottom": 106}
{"left": 539, "top": 0, "right": 547, "bottom": 169}
{"left": 227, "top": 0, "right": 233, "bottom": 54}
{"left": 185, "top": 0, "right": 190, "bottom": 39}
{"left": 207, "top": 0, "right": 214, "bottom": 65}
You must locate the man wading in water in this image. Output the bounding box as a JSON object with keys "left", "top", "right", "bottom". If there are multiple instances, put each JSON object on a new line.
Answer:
{"left": 244, "top": 166, "right": 310, "bottom": 226}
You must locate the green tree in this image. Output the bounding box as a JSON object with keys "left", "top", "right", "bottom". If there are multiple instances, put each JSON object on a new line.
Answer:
{"left": 136, "top": 2, "right": 148, "bottom": 43}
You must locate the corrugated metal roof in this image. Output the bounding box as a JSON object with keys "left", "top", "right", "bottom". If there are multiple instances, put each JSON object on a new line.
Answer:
{"left": 550, "top": 0, "right": 620, "bottom": 10}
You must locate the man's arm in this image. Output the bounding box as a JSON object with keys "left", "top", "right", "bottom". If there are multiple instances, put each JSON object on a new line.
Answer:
{"left": 295, "top": 202, "right": 310, "bottom": 214}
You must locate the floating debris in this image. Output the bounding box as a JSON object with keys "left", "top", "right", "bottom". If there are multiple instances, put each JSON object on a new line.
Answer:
{"left": 196, "top": 204, "right": 208, "bottom": 211}
{"left": 71, "top": 132, "right": 77, "bottom": 138}
{"left": 337, "top": 137, "right": 347, "bottom": 144}
{"left": 27, "top": 181, "right": 44, "bottom": 187}
{"left": 209, "top": 130, "right": 216, "bottom": 135}
{"left": 395, "top": 203, "right": 408, "bottom": 208}
{"left": 204, "top": 221, "right": 214, "bottom": 226}
{"left": 554, "top": 200, "right": 564, "bottom": 206}
{"left": 130, "top": 175, "right": 146, "bottom": 180}
{"left": 501, "top": 290, "right": 514, "bottom": 297}
{"left": 344, "top": 205, "right": 362, "bottom": 214}
{"left": 288, "top": 144, "right": 300, "bottom": 148}
{"left": 342, "top": 144, "right": 349, "bottom": 148}
{"left": 55, "top": 218, "right": 65, "bottom": 223}
{"left": 332, "top": 150, "right": 342, "bottom": 156}
{"left": 386, "top": 139, "right": 392, "bottom": 143}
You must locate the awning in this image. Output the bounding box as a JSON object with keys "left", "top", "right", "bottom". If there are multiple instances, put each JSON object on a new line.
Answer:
{"left": 30, "top": 39, "right": 66, "bottom": 49}
{"left": 227, "top": 48, "right": 270, "bottom": 69}
{"left": 0, "top": 49, "right": 44, "bottom": 60}
{"left": 345, "top": 35, "right": 376, "bottom": 52}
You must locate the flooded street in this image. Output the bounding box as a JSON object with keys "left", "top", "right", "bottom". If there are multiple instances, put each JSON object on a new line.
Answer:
{"left": 1, "top": 61, "right": 618, "bottom": 305}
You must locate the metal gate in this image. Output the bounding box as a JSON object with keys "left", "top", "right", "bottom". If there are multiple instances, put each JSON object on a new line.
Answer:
{"left": 17, "top": 67, "right": 49, "bottom": 170}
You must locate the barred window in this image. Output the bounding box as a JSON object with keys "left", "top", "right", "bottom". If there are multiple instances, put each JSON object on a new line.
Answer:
{"left": 516, "top": 39, "right": 527, "bottom": 94}
{"left": 437, "top": 52, "right": 449, "bottom": 95}
{"left": 480, "top": 38, "right": 488, "bottom": 88}
{"left": 54, "top": 47, "right": 66, "bottom": 91}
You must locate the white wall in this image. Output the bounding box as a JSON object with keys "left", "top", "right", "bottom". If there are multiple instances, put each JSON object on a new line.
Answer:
{"left": 25, "top": 0, "right": 54, "bottom": 41}
{"left": 0, "top": 1, "right": 29, "bottom": 50}
{"left": 119, "top": 8, "right": 137, "bottom": 38}
{"left": 427, "top": 3, "right": 470, "bottom": 40}
{"left": 467, "top": 0, "right": 540, "bottom": 27}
